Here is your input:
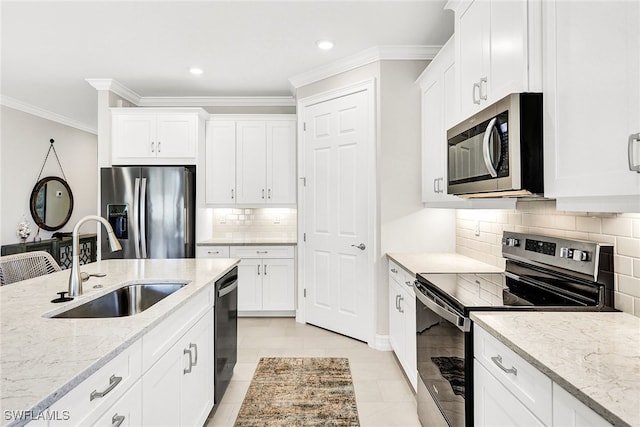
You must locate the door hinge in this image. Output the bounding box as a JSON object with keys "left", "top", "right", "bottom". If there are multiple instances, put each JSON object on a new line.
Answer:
{"left": 303, "top": 122, "right": 306, "bottom": 131}
{"left": 299, "top": 177, "right": 306, "bottom": 187}
{"left": 304, "top": 288, "right": 307, "bottom": 298}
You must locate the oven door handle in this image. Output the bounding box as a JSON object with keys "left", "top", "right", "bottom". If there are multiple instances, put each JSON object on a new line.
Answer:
{"left": 414, "top": 283, "right": 471, "bottom": 332}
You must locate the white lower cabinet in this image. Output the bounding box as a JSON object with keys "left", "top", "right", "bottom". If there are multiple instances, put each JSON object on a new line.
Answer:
{"left": 142, "top": 308, "right": 213, "bottom": 427}
{"left": 387, "top": 260, "right": 417, "bottom": 391}
{"left": 474, "top": 325, "right": 613, "bottom": 427}
{"left": 552, "top": 383, "right": 611, "bottom": 427}
{"left": 91, "top": 380, "right": 142, "bottom": 427}
{"left": 230, "top": 246, "right": 296, "bottom": 315}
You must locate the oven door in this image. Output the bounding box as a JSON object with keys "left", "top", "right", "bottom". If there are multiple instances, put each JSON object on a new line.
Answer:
{"left": 415, "top": 283, "right": 472, "bottom": 427}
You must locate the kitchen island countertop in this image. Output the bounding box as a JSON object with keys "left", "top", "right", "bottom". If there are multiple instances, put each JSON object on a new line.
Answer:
{"left": 0, "top": 258, "right": 239, "bottom": 425}
{"left": 387, "top": 252, "right": 503, "bottom": 276}
{"left": 471, "top": 311, "right": 640, "bottom": 427}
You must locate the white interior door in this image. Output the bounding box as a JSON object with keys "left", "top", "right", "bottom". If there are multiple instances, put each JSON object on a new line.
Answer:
{"left": 301, "top": 89, "right": 372, "bottom": 343}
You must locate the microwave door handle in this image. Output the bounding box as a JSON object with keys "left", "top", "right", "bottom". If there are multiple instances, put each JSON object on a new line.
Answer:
{"left": 482, "top": 118, "right": 499, "bottom": 178}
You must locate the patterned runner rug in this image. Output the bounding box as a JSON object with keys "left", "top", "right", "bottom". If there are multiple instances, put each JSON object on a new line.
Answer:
{"left": 234, "top": 357, "right": 360, "bottom": 426}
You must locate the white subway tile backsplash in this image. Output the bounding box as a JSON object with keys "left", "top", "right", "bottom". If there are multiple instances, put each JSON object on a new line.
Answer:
{"left": 456, "top": 200, "right": 640, "bottom": 317}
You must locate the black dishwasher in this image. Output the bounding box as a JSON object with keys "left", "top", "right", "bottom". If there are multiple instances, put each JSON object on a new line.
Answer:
{"left": 214, "top": 266, "right": 238, "bottom": 404}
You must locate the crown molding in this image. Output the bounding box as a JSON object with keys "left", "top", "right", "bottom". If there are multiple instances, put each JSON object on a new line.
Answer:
{"left": 85, "top": 78, "right": 142, "bottom": 105}
{"left": 288, "top": 45, "right": 442, "bottom": 90}
{"left": 0, "top": 95, "right": 97, "bottom": 135}
{"left": 137, "top": 96, "right": 296, "bottom": 107}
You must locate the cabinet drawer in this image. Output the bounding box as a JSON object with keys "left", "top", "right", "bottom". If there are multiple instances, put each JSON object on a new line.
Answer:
{"left": 474, "top": 325, "right": 552, "bottom": 426}
{"left": 388, "top": 260, "right": 415, "bottom": 290}
{"left": 142, "top": 287, "right": 213, "bottom": 373}
{"left": 91, "top": 379, "right": 142, "bottom": 427}
{"left": 48, "top": 341, "right": 142, "bottom": 427}
{"left": 230, "top": 245, "right": 294, "bottom": 259}
{"left": 196, "top": 246, "right": 230, "bottom": 258}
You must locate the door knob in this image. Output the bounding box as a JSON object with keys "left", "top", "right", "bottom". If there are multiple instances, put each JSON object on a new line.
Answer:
{"left": 351, "top": 243, "right": 366, "bottom": 251}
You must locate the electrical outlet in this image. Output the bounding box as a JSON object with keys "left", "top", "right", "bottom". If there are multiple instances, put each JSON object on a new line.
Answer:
{"left": 474, "top": 220, "right": 480, "bottom": 236}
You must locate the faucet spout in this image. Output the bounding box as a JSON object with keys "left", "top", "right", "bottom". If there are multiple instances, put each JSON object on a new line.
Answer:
{"left": 68, "top": 215, "right": 122, "bottom": 297}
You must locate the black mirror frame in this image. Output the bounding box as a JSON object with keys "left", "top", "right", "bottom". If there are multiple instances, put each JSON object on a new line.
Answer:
{"left": 29, "top": 176, "right": 74, "bottom": 231}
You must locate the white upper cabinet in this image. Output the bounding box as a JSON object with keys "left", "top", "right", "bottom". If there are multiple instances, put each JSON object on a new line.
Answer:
{"left": 418, "top": 37, "right": 467, "bottom": 206}
{"left": 542, "top": 0, "right": 640, "bottom": 212}
{"left": 453, "top": 0, "right": 541, "bottom": 120}
{"left": 111, "top": 108, "right": 205, "bottom": 165}
{"left": 205, "top": 115, "right": 296, "bottom": 206}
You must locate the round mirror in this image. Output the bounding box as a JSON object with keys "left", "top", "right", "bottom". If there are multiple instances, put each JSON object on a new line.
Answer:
{"left": 29, "top": 176, "right": 74, "bottom": 231}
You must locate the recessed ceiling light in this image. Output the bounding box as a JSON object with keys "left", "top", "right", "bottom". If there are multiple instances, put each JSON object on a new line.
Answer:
{"left": 189, "top": 67, "right": 204, "bottom": 75}
{"left": 316, "top": 40, "right": 334, "bottom": 50}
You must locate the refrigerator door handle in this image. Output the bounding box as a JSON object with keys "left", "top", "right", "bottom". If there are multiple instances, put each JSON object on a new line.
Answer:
{"left": 140, "top": 177, "right": 148, "bottom": 259}
{"left": 133, "top": 178, "right": 141, "bottom": 259}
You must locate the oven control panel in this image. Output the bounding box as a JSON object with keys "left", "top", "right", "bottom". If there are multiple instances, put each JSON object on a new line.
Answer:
{"left": 501, "top": 231, "right": 613, "bottom": 279}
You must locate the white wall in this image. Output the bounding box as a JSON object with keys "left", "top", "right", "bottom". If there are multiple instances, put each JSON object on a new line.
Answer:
{"left": 456, "top": 200, "right": 640, "bottom": 317}
{"left": 0, "top": 106, "right": 98, "bottom": 245}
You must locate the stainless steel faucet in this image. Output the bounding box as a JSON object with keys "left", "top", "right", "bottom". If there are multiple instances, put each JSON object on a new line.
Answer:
{"left": 68, "top": 215, "right": 122, "bottom": 297}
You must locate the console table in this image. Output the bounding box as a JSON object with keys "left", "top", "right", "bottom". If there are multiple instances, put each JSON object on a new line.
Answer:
{"left": 1, "top": 234, "right": 97, "bottom": 269}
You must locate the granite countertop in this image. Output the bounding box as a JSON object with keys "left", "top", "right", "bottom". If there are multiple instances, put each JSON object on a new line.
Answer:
{"left": 0, "top": 258, "right": 239, "bottom": 425}
{"left": 471, "top": 311, "right": 640, "bottom": 427}
{"left": 386, "top": 252, "right": 503, "bottom": 276}
{"left": 198, "top": 231, "right": 297, "bottom": 246}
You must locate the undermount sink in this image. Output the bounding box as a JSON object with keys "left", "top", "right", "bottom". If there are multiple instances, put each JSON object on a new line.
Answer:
{"left": 52, "top": 282, "right": 188, "bottom": 318}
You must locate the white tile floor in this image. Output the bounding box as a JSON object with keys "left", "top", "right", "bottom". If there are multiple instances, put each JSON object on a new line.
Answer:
{"left": 206, "top": 317, "right": 422, "bottom": 427}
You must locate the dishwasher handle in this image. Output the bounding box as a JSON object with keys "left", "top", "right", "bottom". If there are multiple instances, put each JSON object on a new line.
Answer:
{"left": 414, "top": 282, "right": 471, "bottom": 332}
{"left": 218, "top": 280, "right": 238, "bottom": 298}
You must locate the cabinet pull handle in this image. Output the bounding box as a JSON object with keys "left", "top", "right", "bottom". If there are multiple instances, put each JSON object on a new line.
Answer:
{"left": 264, "top": 264, "right": 267, "bottom": 275}
{"left": 208, "top": 250, "right": 220, "bottom": 255}
{"left": 157, "top": 141, "right": 161, "bottom": 152}
{"left": 405, "top": 280, "right": 412, "bottom": 287}
{"left": 262, "top": 189, "right": 265, "bottom": 199}
{"left": 433, "top": 178, "right": 438, "bottom": 194}
{"left": 479, "top": 77, "right": 488, "bottom": 101}
{"left": 150, "top": 141, "right": 155, "bottom": 153}
{"left": 268, "top": 188, "right": 272, "bottom": 199}
{"left": 90, "top": 375, "right": 122, "bottom": 401}
{"left": 390, "top": 268, "right": 398, "bottom": 274}
{"left": 112, "top": 414, "right": 125, "bottom": 427}
{"left": 257, "top": 264, "right": 261, "bottom": 275}
{"left": 183, "top": 348, "right": 193, "bottom": 374}
{"left": 190, "top": 343, "right": 198, "bottom": 367}
{"left": 398, "top": 295, "right": 404, "bottom": 313}
{"left": 256, "top": 250, "right": 268, "bottom": 254}
{"left": 491, "top": 355, "right": 517, "bottom": 376}
{"left": 395, "top": 294, "right": 400, "bottom": 310}
{"left": 628, "top": 133, "right": 640, "bottom": 172}
{"left": 472, "top": 82, "right": 481, "bottom": 104}
{"left": 231, "top": 189, "right": 235, "bottom": 199}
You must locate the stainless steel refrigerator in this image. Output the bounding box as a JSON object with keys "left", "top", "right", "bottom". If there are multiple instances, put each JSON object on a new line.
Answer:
{"left": 100, "top": 166, "right": 195, "bottom": 259}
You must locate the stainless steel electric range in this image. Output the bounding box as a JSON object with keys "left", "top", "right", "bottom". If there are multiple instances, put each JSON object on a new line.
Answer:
{"left": 414, "top": 231, "right": 615, "bottom": 427}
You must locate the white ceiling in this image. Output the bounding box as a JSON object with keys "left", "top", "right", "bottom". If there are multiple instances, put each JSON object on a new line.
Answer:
{"left": 1, "top": 1, "right": 454, "bottom": 132}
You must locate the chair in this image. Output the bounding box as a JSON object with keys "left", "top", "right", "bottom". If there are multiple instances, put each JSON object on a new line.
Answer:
{"left": 0, "top": 251, "right": 62, "bottom": 286}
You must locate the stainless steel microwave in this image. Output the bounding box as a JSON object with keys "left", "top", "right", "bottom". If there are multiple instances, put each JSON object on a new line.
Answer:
{"left": 447, "top": 93, "right": 543, "bottom": 197}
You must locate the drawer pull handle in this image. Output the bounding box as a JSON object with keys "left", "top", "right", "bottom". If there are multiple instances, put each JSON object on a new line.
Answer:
{"left": 112, "top": 414, "right": 125, "bottom": 427}
{"left": 184, "top": 348, "right": 193, "bottom": 374}
{"left": 90, "top": 375, "right": 122, "bottom": 401}
{"left": 491, "top": 355, "right": 517, "bottom": 376}
{"left": 190, "top": 343, "right": 198, "bottom": 367}
{"left": 390, "top": 268, "right": 398, "bottom": 274}
{"left": 256, "top": 250, "right": 268, "bottom": 254}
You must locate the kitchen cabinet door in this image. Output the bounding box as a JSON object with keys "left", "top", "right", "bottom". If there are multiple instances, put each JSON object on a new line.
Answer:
{"left": 266, "top": 121, "right": 296, "bottom": 204}
{"left": 553, "top": 383, "right": 612, "bottom": 427}
{"left": 155, "top": 114, "right": 197, "bottom": 160}
{"left": 474, "top": 360, "right": 546, "bottom": 427}
{"left": 543, "top": 0, "right": 640, "bottom": 212}
{"left": 261, "top": 258, "right": 295, "bottom": 311}
{"left": 141, "top": 339, "right": 182, "bottom": 426}
{"left": 112, "top": 114, "right": 156, "bottom": 161}
{"left": 388, "top": 279, "right": 404, "bottom": 359}
{"left": 236, "top": 258, "right": 263, "bottom": 311}
{"left": 455, "top": 0, "right": 536, "bottom": 119}
{"left": 205, "top": 121, "right": 237, "bottom": 204}
{"left": 180, "top": 309, "right": 214, "bottom": 427}
{"left": 236, "top": 121, "right": 267, "bottom": 204}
